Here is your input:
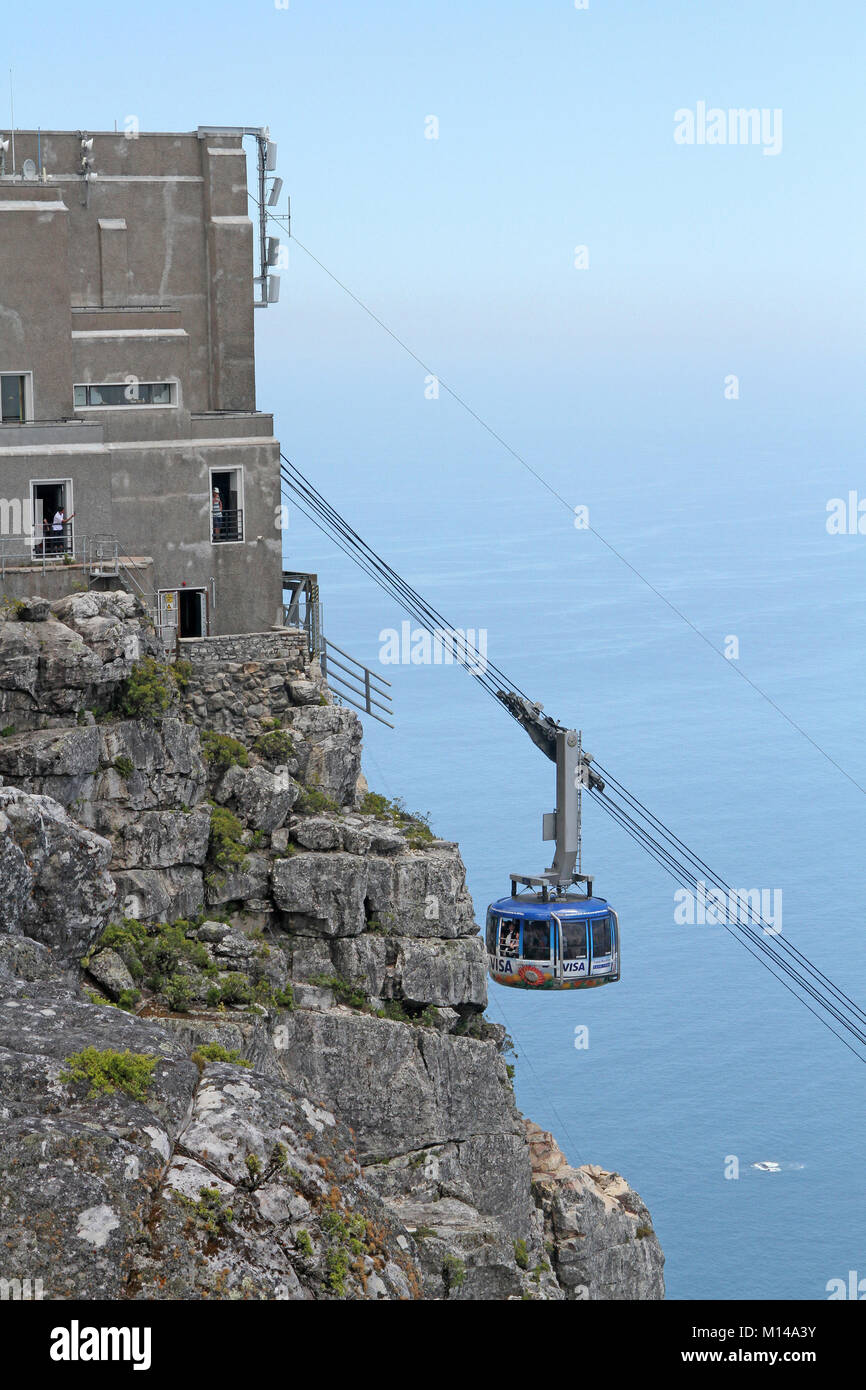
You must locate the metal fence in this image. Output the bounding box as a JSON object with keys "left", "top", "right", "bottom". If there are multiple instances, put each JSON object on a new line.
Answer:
{"left": 212, "top": 508, "right": 244, "bottom": 543}
{"left": 320, "top": 638, "right": 393, "bottom": 728}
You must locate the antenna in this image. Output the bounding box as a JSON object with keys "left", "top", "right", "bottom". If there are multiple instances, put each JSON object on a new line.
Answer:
{"left": 9, "top": 68, "right": 15, "bottom": 175}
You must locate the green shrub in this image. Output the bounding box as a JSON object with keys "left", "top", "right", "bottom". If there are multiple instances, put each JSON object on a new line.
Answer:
{"left": 90, "top": 918, "right": 211, "bottom": 998}
{"left": 273, "top": 985, "right": 295, "bottom": 1010}
{"left": 212, "top": 973, "right": 253, "bottom": 1006}
{"left": 442, "top": 1253, "right": 466, "bottom": 1295}
{"left": 360, "top": 791, "right": 434, "bottom": 844}
{"left": 208, "top": 805, "right": 249, "bottom": 874}
{"left": 326, "top": 1247, "right": 350, "bottom": 1296}
{"left": 85, "top": 991, "right": 118, "bottom": 1009}
{"left": 310, "top": 974, "right": 367, "bottom": 1010}
{"left": 253, "top": 729, "right": 295, "bottom": 762}
{"left": 514, "top": 1239, "right": 529, "bottom": 1270}
{"left": 296, "top": 1229, "right": 313, "bottom": 1257}
{"left": 297, "top": 785, "right": 340, "bottom": 816}
{"left": 0, "top": 725, "right": 15, "bottom": 738}
{"left": 173, "top": 659, "right": 193, "bottom": 690}
{"left": 175, "top": 1185, "right": 234, "bottom": 1236}
{"left": 191, "top": 1043, "right": 252, "bottom": 1070}
{"left": 113, "top": 755, "right": 135, "bottom": 779}
{"left": 119, "top": 657, "right": 175, "bottom": 720}
{"left": 61, "top": 1046, "right": 157, "bottom": 1101}
{"left": 201, "top": 730, "right": 249, "bottom": 772}
{"left": 161, "top": 974, "right": 193, "bottom": 1013}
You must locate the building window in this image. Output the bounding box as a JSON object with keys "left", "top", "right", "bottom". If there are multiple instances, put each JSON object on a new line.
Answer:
{"left": 73, "top": 381, "right": 175, "bottom": 408}
{"left": 1, "top": 373, "right": 30, "bottom": 423}
{"left": 210, "top": 468, "right": 244, "bottom": 543}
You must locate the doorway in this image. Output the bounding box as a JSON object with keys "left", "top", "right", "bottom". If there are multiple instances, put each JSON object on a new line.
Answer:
{"left": 178, "top": 588, "right": 207, "bottom": 638}
{"left": 31, "top": 479, "right": 72, "bottom": 555}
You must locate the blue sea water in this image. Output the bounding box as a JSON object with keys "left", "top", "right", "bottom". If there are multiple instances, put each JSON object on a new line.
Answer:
{"left": 264, "top": 358, "right": 866, "bottom": 1302}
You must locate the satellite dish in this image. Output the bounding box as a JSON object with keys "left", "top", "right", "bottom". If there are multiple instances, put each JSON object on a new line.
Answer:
{"left": 22, "top": 158, "right": 37, "bottom": 180}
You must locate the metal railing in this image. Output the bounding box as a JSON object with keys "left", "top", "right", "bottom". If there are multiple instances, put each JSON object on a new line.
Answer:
{"left": 212, "top": 508, "right": 244, "bottom": 543}
{"left": 0, "top": 527, "right": 76, "bottom": 575}
{"left": 282, "top": 568, "right": 393, "bottom": 727}
{"left": 320, "top": 638, "right": 394, "bottom": 728}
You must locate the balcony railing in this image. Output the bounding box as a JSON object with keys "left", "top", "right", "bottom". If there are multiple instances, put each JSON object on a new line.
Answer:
{"left": 212, "top": 508, "right": 243, "bottom": 543}
{"left": 32, "top": 523, "right": 75, "bottom": 558}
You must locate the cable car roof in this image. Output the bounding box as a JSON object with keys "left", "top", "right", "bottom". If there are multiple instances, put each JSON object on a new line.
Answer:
{"left": 489, "top": 895, "right": 612, "bottom": 920}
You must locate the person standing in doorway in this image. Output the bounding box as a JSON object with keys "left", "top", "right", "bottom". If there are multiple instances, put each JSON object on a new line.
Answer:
{"left": 212, "top": 487, "right": 223, "bottom": 540}
{"left": 51, "top": 507, "right": 74, "bottom": 555}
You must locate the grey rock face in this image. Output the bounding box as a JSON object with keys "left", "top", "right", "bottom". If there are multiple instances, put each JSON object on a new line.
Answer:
{"left": 0, "top": 788, "right": 115, "bottom": 964}
{"left": 86, "top": 948, "right": 136, "bottom": 1000}
{"left": 273, "top": 847, "right": 476, "bottom": 939}
{"left": 135, "top": 1064, "right": 420, "bottom": 1300}
{"left": 285, "top": 706, "right": 362, "bottom": 808}
{"left": 290, "top": 933, "right": 487, "bottom": 1009}
{"left": 526, "top": 1122, "right": 665, "bottom": 1300}
{"left": 113, "top": 866, "right": 205, "bottom": 923}
{"left": 215, "top": 763, "right": 300, "bottom": 832}
{"left": 0, "top": 594, "right": 158, "bottom": 731}
{"left": 0, "top": 968, "right": 419, "bottom": 1300}
{"left": 0, "top": 719, "right": 206, "bottom": 825}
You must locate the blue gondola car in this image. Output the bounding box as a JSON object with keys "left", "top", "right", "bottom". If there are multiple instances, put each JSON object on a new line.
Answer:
{"left": 486, "top": 894, "right": 620, "bottom": 990}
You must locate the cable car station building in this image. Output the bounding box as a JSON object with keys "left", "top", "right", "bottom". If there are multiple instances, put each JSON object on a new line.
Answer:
{"left": 0, "top": 126, "right": 284, "bottom": 637}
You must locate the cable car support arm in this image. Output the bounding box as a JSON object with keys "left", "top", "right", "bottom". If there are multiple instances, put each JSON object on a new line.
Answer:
{"left": 496, "top": 691, "right": 604, "bottom": 900}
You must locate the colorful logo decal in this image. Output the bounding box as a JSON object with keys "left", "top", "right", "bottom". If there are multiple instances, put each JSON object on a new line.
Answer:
{"left": 517, "top": 965, "right": 547, "bottom": 987}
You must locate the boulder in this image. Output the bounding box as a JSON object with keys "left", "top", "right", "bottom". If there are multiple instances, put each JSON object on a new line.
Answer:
{"left": 0, "top": 787, "right": 115, "bottom": 964}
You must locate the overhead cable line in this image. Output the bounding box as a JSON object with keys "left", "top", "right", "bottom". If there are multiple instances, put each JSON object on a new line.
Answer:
{"left": 279, "top": 455, "right": 866, "bottom": 1064}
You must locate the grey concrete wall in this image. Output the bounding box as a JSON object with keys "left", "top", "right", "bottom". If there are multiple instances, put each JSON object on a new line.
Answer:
{"left": 0, "top": 127, "right": 284, "bottom": 636}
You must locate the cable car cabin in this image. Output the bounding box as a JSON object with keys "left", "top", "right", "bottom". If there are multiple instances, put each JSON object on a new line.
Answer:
{"left": 486, "top": 895, "right": 620, "bottom": 990}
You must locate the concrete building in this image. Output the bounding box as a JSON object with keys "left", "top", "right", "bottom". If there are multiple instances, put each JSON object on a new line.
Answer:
{"left": 0, "top": 126, "right": 284, "bottom": 636}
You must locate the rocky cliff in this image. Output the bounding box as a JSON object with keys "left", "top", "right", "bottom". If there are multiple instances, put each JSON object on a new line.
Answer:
{"left": 0, "top": 593, "right": 664, "bottom": 1300}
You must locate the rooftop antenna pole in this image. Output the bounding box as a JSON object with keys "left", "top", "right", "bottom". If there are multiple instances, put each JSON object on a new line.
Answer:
{"left": 9, "top": 68, "right": 15, "bottom": 175}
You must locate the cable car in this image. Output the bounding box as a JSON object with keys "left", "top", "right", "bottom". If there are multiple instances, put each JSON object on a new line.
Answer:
{"left": 486, "top": 698, "right": 620, "bottom": 991}
{"left": 486, "top": 892, "right": 619, "bottom": 990}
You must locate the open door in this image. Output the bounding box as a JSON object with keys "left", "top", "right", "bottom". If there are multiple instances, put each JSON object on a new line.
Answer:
{"left": 179, "top": 588, "right": 207, "bottom": 638}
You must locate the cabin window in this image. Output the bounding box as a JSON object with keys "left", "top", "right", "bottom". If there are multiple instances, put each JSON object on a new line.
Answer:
{"left": 522, "top": 920, "right": 551, "bottom": 961}
{"left": 73, "top": 381, "right": 174, "bottom": 407}
{"left": 1, "top": 373, "right": 29, "bottom": 422}
{"left": 497, "top": 918, "right": 520, "bottom": 959}
{"left": 485, "top": 911, "right": 497, "bottom": 954}
{"left": 562, "top": 920, "right": 588, "bottom": 959}
{"left": 591, "top": 917, "right": 612, "bottom": 956}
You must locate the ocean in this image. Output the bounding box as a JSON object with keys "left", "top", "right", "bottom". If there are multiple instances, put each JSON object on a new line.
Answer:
{"left": 267, "top": 365, "right": 866, "bottom": 1300}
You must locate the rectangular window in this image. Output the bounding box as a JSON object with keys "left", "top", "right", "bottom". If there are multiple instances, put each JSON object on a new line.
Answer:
{"left": 73, "top": 381, "right": 175, "bottom": 408}
{"left": 485, "top": 910, "right": 497, "bottom": 954}
{"left": 210, "top": 468, "right": 244, "bottom": 544}
{"left": 522, "top": 920, "right": 551, "bottom": 961}
{"left": 1, "top": 374, "right": 28, "bottom": 423}
{"left": 590, "top": 917, "right": 612, "bottom": 956}
{"left": 562, "top": 920, "right": 588, "bottom": 960}
{"left": 497, "top": 917, "right": 520, "bottom": 959}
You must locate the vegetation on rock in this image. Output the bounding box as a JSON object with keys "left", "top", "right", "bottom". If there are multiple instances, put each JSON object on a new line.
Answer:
{"left": 60, "top": 1046, "right": 158, "bottom": 1101}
